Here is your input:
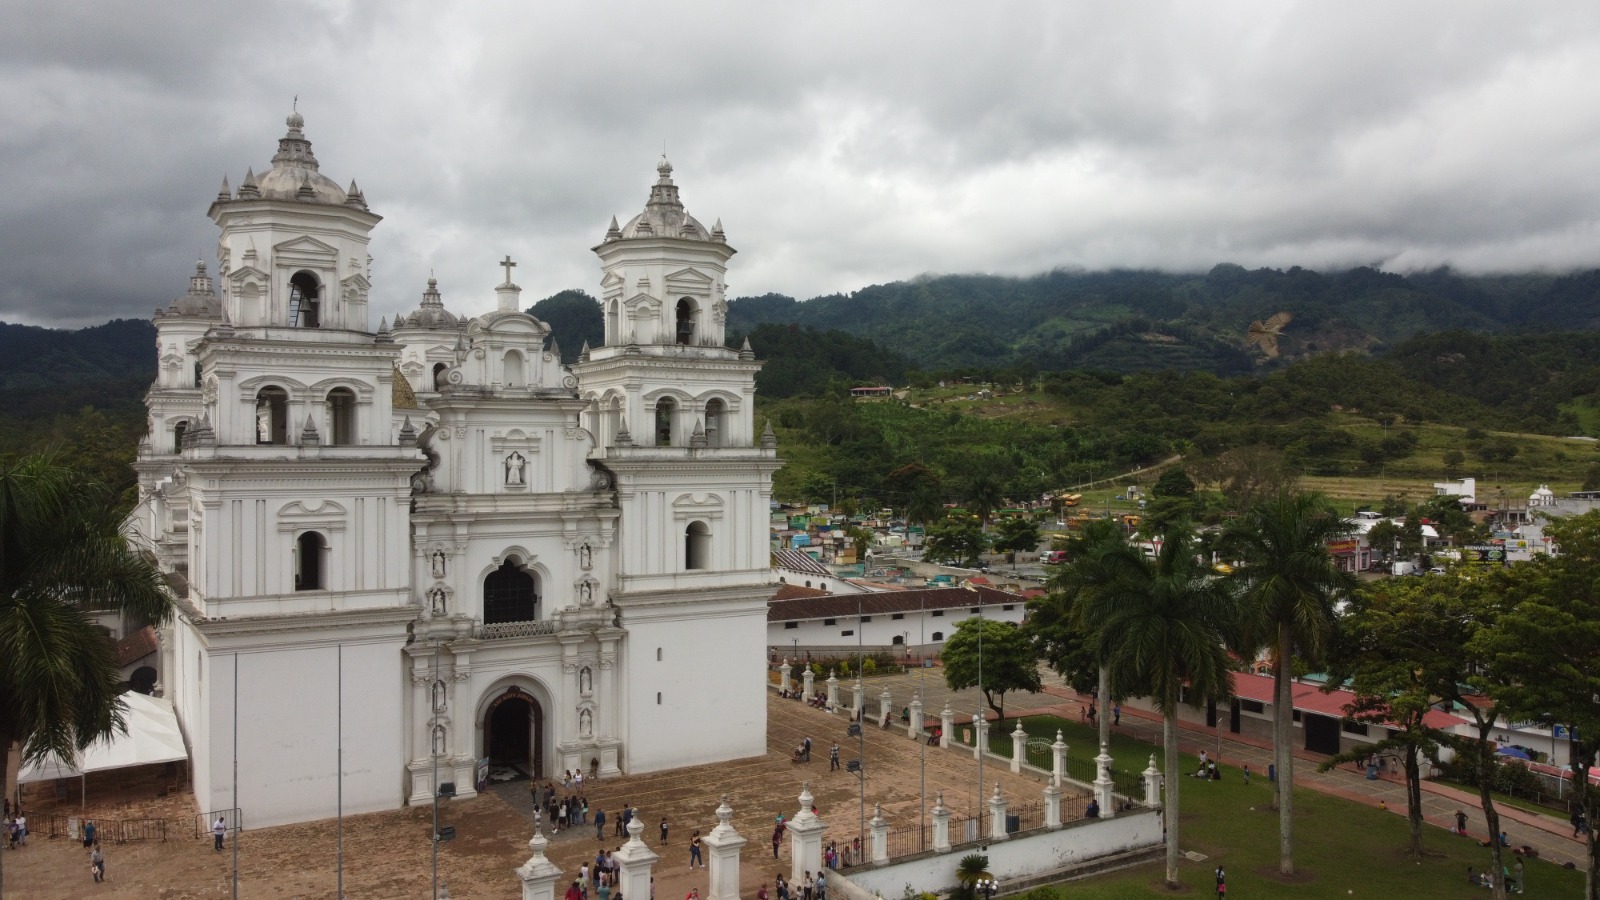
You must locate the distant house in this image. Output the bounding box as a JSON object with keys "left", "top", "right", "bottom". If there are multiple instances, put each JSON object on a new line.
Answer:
{"left": 1433, "top": 477, "right": 1477, "bottom": 505}
{"left": 850, "top": 385, "right": 893, "bottom": 399}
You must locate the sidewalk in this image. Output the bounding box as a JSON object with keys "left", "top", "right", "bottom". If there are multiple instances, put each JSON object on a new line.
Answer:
{"left": 1033, "top": 682, "right": 1587, "bottom": 868}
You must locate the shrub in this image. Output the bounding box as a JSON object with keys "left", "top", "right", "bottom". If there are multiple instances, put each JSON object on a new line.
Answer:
{"left": 863, "top": 658, "right": 877, "bottom": 676}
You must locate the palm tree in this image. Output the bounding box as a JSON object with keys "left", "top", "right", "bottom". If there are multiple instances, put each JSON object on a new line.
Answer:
{"left": 1221, "top": 490, "right": 1356, "bottom": 876}
{"left": 906, "top": 484, "right": 944, "bottom": 530}
{"left": 966, "top": 475, "right": 1003, "bottom": 527}
{"left": 1042, "top": 518, "right": 1132, "bottom": 752}
{"left": 0, "top": 454, "right": 173, "bottom": 805}
{"left": 1077, "top": 523, "right": 1235, "bottom": 889}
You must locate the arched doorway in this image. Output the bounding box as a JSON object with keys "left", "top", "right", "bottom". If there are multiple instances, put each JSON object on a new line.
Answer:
{"left": 483, "top": 686, "right": 544, "bottom": 778}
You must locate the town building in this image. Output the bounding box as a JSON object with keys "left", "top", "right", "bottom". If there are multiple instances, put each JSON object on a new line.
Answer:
{"left": 124, "top": 112, "right": 780, "bottom": 827}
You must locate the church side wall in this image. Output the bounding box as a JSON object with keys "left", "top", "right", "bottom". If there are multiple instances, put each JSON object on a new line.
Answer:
{"left": 621, "top": 595, "right": 768, "bottom": 773}
{"left": 204, "top": 632, "right": 408, "bottom": 828}
{"left": 169, "top": 619, "right": 212, "bottom": 816}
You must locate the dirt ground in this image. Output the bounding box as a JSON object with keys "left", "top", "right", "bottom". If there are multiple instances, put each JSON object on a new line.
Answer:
{"left": 3, "top": 692, "right": 1073, "bottom": 899}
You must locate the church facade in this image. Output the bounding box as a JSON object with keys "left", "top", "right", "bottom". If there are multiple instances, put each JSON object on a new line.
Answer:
{"left": 126, "top": 113, "right": 779, "bottom": 828}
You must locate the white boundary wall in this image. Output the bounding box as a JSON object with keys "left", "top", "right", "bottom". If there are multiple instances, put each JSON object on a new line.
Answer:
{"left": 837, "top": 807, "right": 1162, "bottom": 897}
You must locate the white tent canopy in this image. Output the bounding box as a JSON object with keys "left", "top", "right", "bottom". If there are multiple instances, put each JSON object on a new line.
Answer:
{"left": 18, "top": 692, "right": 187, "bottom": 783}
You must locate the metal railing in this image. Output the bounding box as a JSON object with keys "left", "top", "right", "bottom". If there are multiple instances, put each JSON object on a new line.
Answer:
{"left": 478, "top": 619, "right": 558, "bottom": 640}
{"left": 31, "top": 812, "right": 171, "bottom": 844}
{"left": 195, "top": 808, "right": 243, "bottom": 840}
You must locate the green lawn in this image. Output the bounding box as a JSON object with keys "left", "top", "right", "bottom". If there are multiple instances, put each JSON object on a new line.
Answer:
{"left": 990, "top": 715, "right": 1582, "bottom": 899}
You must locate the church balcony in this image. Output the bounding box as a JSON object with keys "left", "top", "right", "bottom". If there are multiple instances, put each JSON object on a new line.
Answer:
{"left": 477, "top": 618, "right": 559, "bottom": 640}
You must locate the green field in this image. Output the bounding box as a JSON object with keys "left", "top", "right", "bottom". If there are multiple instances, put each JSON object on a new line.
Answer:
{"left": 993, "top": 715, "right": 1580, "bottom": 899}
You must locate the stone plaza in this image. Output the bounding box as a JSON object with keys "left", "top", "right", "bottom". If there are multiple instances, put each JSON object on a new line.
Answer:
{"left": 4, "top": 685, "right": 1159, "bottom": 898}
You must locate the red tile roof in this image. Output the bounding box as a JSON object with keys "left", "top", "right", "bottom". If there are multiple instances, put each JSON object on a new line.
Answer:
{"left": 767, "top": 585, "right": 1024, "bottom": 623}
{"left": 114, "top": 625, "right": 159, "bottom": 668}
{"left": 771, "top": 584, "right": 832, "bottom": 602}
{"left": 1231, "top": 671, "right": 1463, "bottom": 730}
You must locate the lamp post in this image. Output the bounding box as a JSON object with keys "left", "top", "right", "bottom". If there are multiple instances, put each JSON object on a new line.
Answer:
{"left": 976, "top": 876, "right": 998, "bottom": 900}
{"left": 431, "top": 637, "right": 441, "bottom": 900}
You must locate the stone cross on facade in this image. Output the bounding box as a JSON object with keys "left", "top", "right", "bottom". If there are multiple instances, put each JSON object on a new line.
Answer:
{"left": 500, "top": 255, "right": 518, "bottom": 285}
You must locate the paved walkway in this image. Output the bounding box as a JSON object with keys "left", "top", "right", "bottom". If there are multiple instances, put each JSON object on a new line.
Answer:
{"left": 1029, "top": 679, "right": 1589, "bottom": 868}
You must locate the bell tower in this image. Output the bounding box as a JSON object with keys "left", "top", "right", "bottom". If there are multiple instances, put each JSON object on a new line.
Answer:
{"left": 572, "top": 158, "right": 780, "bottom": 773}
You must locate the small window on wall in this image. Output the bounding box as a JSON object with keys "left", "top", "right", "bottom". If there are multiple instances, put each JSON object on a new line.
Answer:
{"left": 1341, "top": 720, "right": 1369, "bottom": 736}
{"left": 685, "top": 521, "right": 711, "bottom": 570}
{"left": 823, "top": 618, "right": 837, "bottom": 626}
{"left": 931, "top": 632, "right": 944, "bottom": 641}
{"left": 657, "top": 647, "right": 663, "bottom": 661}
{"left": 891, "top": 635, "right": 904, "bottom": 645}
{"left": 295, "top": 531, "right": 328, "bottom": 590}
{"left": 891, "top": 613, "right": 905, "bottom": 620}
{"left": 657, "top": 692, "right": 662, "bottom": 705}
{"left": 931, "top": 610, "right": 944, "bottom": 617}
{"left": 1002, "top": 605, "right": 1015, "bottom": 611}
{"left": 1240, "top": 699, "right": 1265, "bottom": 714}
{"left": 288, "top": 271, "right": 321, "bottom": 327}
{"left": 326, "top": 388, "right": 356, "bottom": 445}
{"left": 840, "top": 630, "right": 854, "bottom": 637}
{"left": 784, "top": 622, "right": 798, "bottom": 630}
{"left": 860, "top": 615, "right": 872, "bottom": 623}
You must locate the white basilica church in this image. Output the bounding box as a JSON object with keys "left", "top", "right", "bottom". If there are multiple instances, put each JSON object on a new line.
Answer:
{"left": 125, "top": 112, "right": 780, "bottom": 827}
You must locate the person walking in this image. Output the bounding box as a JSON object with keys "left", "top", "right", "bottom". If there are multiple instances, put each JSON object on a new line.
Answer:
{"left": 596, "top": 808, "right": 607, "bottom": 840}
{"left": 829, "top": 743, "right": 840, "bottom": 771}
{"left": 689, "top": 830, "right": 704, "bottom": 869}
{"left": 15, "top": 813, "right": 25, "bottom": 847}
{"left": 1215, "top": 865, "right": 1226, "bottom": 898}
{"left": 567, "top": 880, "right": 586, "bottom": 900}
{"left": 1113, "top": 704, "right": 1121, "bottom": 726}
{"left": 772, "top": 825, "right": 783, "bottom": 858}
{"left": 213, "top": 816, "right": 227, "bottom": 852}
{"left": 90, "top": 844, "right": 106, "bottom": 883}
{"left": 1456, "top": 809, "right": 1470, "bottom": 835}
{"left": 816, "top": 869, "right": 827, "bottom": 900}
{"left": 82, "top": 819, "right": 96, "bottom": 848}
{"left": 661, "top": 817, "right": 670, "bottom": 845}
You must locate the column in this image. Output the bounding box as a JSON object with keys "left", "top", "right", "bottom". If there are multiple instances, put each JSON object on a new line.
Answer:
{"left": 1093, "top": 742, "right": 1116, "bottom": 819}
{"left": 1142, "top": 754, "right": 1162, "bottom": 807}
{"left": 614, "top": 817, "right": 659, "bottom": 900}
{"left": 1051, "top": 731, "right": 1067, "bottom": 788}
{"left": 826, "top": 670, "right": 839, "bottom": 710}
{"left": 972, "top": 716, "right": 989, "bottom": 761}
{"left": 1043, "top": 782, "right": 1062, "bottom": 829}
{"left": 779, "top": 660, "right": 792, "bottom": 694}
{"left": 787, "top": 784, "right": 825, "bottom": 883}
{"left": 930, "top": 792, "right": 952, "bottom": 853}
{"left": 516, "top": 828, "right": 563, "bottom": 900}
{"left": 878, "top": 688, "right": 893, "bottom": 726}
{"left": 802, "top": 665, "right": 815, "bottom": 699}
{"left": 851, "top": 679, "right": 864, "bottom": 719}
{"left": 940, "top": 706, "right": 954, "bottom": 749}
{"left": 907, "top": 694, "right": 924, "bottom": 740}
{"left": 1010, "top": 722, "right": 1027, "bottom": 773}
{"left": 869, "top": 804, "right": 890, "bottom": 865}
{"left": 703, "top": 795, "right": 747, "bottom": 900}
{"left": 987, "top": 784, "right": 1009, "bottom": 841}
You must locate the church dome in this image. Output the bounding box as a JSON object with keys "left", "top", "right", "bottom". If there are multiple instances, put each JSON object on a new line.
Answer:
{"left": 610, "top": 157, "right": 721, "bottom": 242}
{"left": 164, "top": 261, "right": 222, "bottom": 318}
{"left": 233, "top": 112, "right": 356, "bottom": 206}
{"left": 400, "top": 278, "right": 459, "bottom": 329}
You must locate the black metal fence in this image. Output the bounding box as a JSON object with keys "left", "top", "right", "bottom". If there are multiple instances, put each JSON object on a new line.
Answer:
{"left": 194, "top": 808, "right": 242, "bottom": 840}
{"left": 29, "top": 812, "right": 172, "bottom": 844}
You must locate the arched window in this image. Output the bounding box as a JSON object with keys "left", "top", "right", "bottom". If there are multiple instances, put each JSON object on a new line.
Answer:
{"left": 891, "top": 635, "right": 905, "bottom": 645}
{"left": 194, "top": 362, "right": 203, "bottom": 388}
{"left": 931, "top": 631, "right": 944, "bottom": 642}
{"left": 295, "top": 531, "right": 328, "bottom": 590}
{"left": 288, "top": 271, "right": 321, "bottom": 328}
{"left": 432, "top": 363, "right": 448, "bottom": 391}
{"left": 655, "top": 398, "right": 676, "bottom": 447}
{"left": 704, "top": 399, "right": 727, "bottom": 448}
{"left": 173, "top": 420, "right": 188, "bottom": 453}
{"left": 504, "top": 350, "right": 525, "bottom": 387}
{"left": 685, "top": 521, "right": 711, "bottom": 570}
{"left": 484, "top": 559, "right": 539, "bottom": 624}
{"left": 675, "top": 298, "right": 696, "bottom": 345}
{"left": 326, "top": 388, "right": 356, "bottom": 446}
{"left": 255, "top": 386, "right": 289, "bottom": 445}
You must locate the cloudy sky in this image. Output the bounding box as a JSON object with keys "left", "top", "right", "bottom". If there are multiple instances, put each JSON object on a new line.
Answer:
{"left": 4, "top": 1, "right": 1599, "bottom": 328}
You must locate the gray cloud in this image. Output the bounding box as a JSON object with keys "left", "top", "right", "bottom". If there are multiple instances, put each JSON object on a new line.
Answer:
{"left": 2, "top": 1, "right": 1598, "bottom": 327}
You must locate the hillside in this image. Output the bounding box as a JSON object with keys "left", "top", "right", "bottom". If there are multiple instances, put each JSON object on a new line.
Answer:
{"left": 727, "top": 265, "right": 1600, "bottom": 373}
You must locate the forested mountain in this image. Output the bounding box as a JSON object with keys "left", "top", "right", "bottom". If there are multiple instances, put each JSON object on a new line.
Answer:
{"left": 727, "top": 265, "right": 1600, "bottom": 373}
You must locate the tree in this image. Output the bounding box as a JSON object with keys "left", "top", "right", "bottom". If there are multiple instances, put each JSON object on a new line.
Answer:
{"left": 906, "top": 485, "right": 944, "bottom": 530}
{"left": 1475, "top": 511, "right": 1600, "bottom": 900}
{"left": 844, "top": 525, "right": 875, "bottom": 560}
{"left": 0, "top": 454, "right": 173, "bottom": 810}
{"left": 1443, "top": 449, "right": 1466, "bottom": 479}
{"left": 990, "top": 516, "right": 1041, "bottom": 568}
{"left": 1152, "top": 467, "right": 1196, "bottom": 499}
{"left": 941, "top": 616, "right": 1041, "bottom": 721}
{"left": 965, "top": 475, "right": 1004, "bottom": 526}
{"left": 923, "top": 516, "right": 988, "bottom": 568}
{"left": 1221, "top": 490, "right": 1356, "bottom": 876}
{"left": 527, "top": 289, "right": 604, "bottom": 363}
{"left": 1078, "top": 522, "right": 1236, "bottom": 888}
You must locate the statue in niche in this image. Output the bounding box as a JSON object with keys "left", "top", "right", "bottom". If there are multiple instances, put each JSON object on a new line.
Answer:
{"left": 429, "top": 586, "right": 447, "bottom": 616}
{"left": 578, "top": 542, "right": 592, "bottom": 571}
{"left": 505, "top": 452, "right": 526, "bottom": 485}
{"left": 579, "top": 667, "right": 592, "bottom": 695}
{"left": 431, "top": 724, "right": 447, "bottom": 757}
{"left": 255, "top": 398, "right": 271, "bottom": 443}
{"left": 579, "top": 708, "right": 593, "bottom": 738}
{"left": 431, "top": 549, "right": 447, "bottom": 579}
{"left": 578, "top": 579, "right": 594, "bottom": 607}
{"left": 432, "top": 679, "right": 447, "bottom": 712}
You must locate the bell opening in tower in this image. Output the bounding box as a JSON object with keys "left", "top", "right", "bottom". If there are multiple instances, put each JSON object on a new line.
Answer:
{"left": 288, "top": 271, "right": 321, "bottom": 327}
